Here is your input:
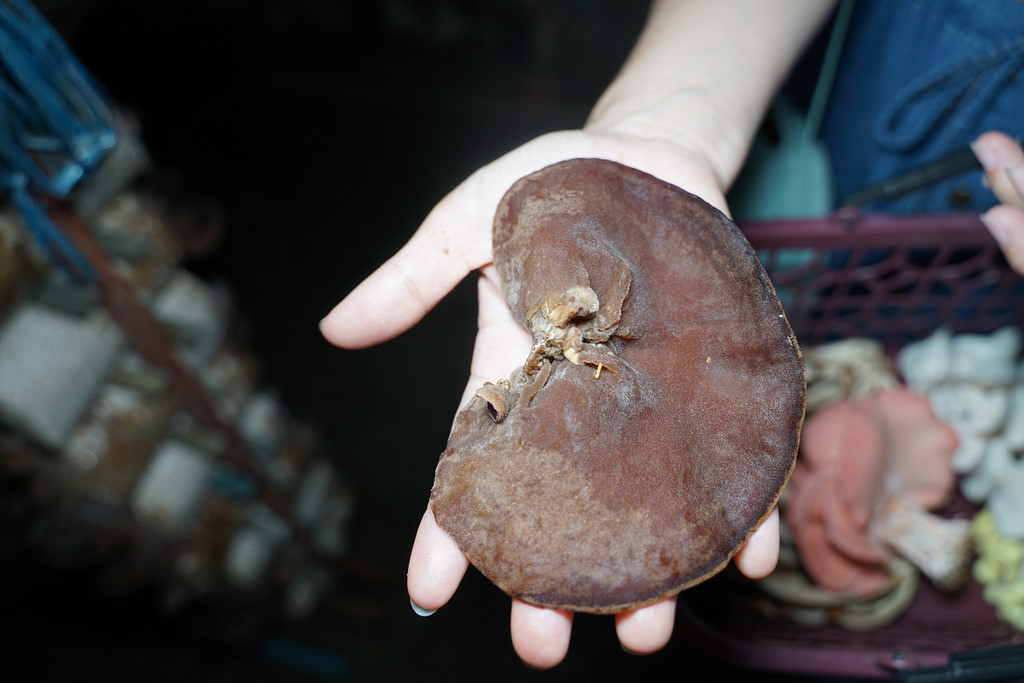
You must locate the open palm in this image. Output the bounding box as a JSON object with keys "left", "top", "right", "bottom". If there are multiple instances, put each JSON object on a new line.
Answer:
{"left": 320, "top": 128, "right": 782, "bottom": 669}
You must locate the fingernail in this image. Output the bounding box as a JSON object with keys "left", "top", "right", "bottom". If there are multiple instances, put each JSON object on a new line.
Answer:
{"left": 971, "top": 138, "right": 998, "bottom": 170}
{"left": 410, "top": 598, "right": 436, "bottom": 617}
{"left": 1007, "top": 164, "right": 1024, "bottom": 194}
{"left": 980, "top": 210, "right": 1010, "bottom": 245}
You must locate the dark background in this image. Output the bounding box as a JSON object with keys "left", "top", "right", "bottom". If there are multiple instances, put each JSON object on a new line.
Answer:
{"left": 5, "top": 2, "right": 854, "bottom": 681}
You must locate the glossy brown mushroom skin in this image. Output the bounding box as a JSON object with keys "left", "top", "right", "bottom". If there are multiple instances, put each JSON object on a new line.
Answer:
{"left": 430, "top": 159, "right": 806, "bottom": 614}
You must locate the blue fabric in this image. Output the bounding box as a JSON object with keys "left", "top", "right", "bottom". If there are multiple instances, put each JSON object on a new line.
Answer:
{"left": 819, "top": 0, "right": 1024, "bottom": 212}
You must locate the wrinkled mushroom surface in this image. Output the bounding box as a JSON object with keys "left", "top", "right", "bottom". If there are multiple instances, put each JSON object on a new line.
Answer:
{"left": 430, "top": 159, "right": 806, "bottom": 613}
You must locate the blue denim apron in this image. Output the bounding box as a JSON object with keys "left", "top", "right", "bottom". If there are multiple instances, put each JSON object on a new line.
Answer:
{"left": 819, "top": 0, "right": 1024, "bottom": 213}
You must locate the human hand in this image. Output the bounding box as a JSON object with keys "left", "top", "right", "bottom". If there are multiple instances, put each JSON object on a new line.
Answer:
{"left": 320, "top": 128, "right": 784, "bottom": 669}
{"left": 973, "top": 131, "right": 1024, "bottom": 274}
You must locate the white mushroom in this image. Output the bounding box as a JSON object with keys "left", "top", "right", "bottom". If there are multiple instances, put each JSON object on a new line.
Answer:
{"left": 929, "top": 383, "right": 1010, "bottom": 438}
{"left": 904, "top": 327, "right": 1024, "bottom": 529}
{"left": 960, "top": 436, "right": 1017, "bottom": 504}
{"left": 951, "top": 432, "right": 990, "bottom": 474}
{"left": 803, "top": 338, "right": 897, "bottom": 412}
{"left": 1003, "top": 385, "right": 1024, "bottom": 448}
{"left": 985, "top": 450, "right": 1024, "bottom": 540}
{"left": 949, "top": 327, "right": 1021, "bottom": 386}
{"left": 897, "top": 327, "right": 953, "bottom": 392}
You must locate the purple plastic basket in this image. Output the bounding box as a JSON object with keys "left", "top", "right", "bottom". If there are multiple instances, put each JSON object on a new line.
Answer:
{"left": 678, "top": 571, "right": 1019, "bottom": 679}
{"left": 674, "top": 210, "right": 1024, "bottom": 680}
{"left": 743, "top": 208, "right": 1024, "bottom": 348}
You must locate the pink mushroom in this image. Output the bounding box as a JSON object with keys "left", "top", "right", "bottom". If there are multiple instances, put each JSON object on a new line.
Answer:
{"left": 784, "top": 387, "right": 964, "bottom": 598}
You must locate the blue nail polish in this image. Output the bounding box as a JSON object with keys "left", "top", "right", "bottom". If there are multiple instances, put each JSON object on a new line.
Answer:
{"left": 410, "top": 598, "right": 436, "bottom": 617}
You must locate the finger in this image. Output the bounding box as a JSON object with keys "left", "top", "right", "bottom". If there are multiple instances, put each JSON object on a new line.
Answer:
{"left": 319, "top": 133, "right": 582, "bottom": 352}
{"left": 1007, "top": 165, "right": 1024, "bottom": 204}
{"left": 973, "top": 131, "right": 1024, "bottom": 210}
{"left": 407, "top": 507, "right": 469, "bottom": 614}
{"left": 320, "top": 177, "right": 494, "bottom": 350}
{"left": 981, "top": 206, "right": 1024, "bottom": 275}
{"left": 457, "top": 270, "right": 532, "bottom": 408}
{"left": 509, "top": 600, "right": 573, "bottom": 669}
{"left": 614, "top": 598, "right": 676, "bottom": 655}
{"left": 1009, "top": 165, "right": 1024, "bottom": 202}
{"left": 732, "top": 506, "right": 781, "bottom": 579}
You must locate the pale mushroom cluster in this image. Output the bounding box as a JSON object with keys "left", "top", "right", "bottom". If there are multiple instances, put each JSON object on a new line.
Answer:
{"left": 897, "top": 326, "right": 1024, "bottom": 539}
{"left": 972, "top": 508, "right": 1024, "bottom": 630}
{"left": 802, "top": 337, "right": 899, "bottom": 412}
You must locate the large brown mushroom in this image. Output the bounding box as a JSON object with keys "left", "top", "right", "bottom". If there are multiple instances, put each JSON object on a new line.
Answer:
{"left": 430, "top": 159, "right": 806, "bottom": 613}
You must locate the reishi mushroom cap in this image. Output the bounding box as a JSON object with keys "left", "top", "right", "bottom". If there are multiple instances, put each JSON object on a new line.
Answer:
{"left": 430, "top": 159, "right": 806, "bottom": 613}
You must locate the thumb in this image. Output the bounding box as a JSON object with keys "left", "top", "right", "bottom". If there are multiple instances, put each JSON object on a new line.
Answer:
{"left": 973, "top": 131, "right": 1024, "bottom": 210}
{"left": 980, "top": 206, "right": 1024, "bottom": 275}
{"left": 320, "top": 173, "right": 493, "bottom": 349}
{"left": 318, "top": 129, "right": 598, "bottom": 349}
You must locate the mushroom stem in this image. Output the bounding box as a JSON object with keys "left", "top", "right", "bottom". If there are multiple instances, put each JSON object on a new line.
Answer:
{"left": 872, "top": 496, "right": 972, "bottom": 591}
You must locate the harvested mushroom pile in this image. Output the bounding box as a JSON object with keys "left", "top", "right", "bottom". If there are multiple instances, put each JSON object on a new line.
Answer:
{"left": 765, "top": 327, "right": 1024, "bottom": 631}
{"left": 898, "top": 327, "right": 1023, "bottom": 538}
{"left": 763, "top": 338, "right": 972, "bottom": 629}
